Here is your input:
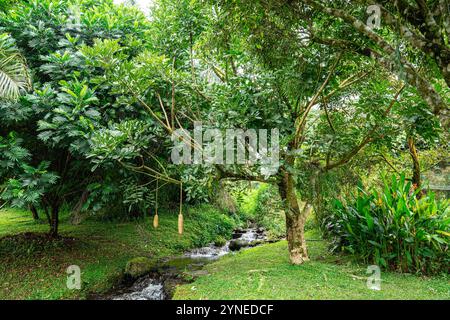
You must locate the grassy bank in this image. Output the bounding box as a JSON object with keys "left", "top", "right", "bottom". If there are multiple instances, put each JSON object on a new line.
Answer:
{"left": 0, "top": 205, "right": 236, "bottom": 299}
{"left": 173, "top": 230, "right": 450, "bottom": 300}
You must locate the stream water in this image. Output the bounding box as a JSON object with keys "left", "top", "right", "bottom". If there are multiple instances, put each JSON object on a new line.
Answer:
{"left": 106, "top": 228, "right": 268, "bottom": 300}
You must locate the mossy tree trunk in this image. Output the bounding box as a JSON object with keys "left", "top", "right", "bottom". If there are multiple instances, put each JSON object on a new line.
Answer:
{"left": 278, "top": 169, "right": 310, "bottom": 265}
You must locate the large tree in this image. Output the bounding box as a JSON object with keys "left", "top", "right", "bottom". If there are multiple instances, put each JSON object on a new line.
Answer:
{"left": 200, "top": 0, "right": 448, "bottom": 263}
{"left": 78, "top": 0, "right": 447, "bottom": 264}
{"left": 0, "top": 0, "right": 157, "bottom": 236}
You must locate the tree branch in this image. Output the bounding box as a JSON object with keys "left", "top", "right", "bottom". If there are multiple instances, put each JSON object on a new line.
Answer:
{"left": 294, "top": 52, "right": 342, "bottom": 147}
{"left": 304, "top": 0, "right": 447, "bottom": 117}
{"left": 323, "top": 83, "right": 406, "bottom": 171}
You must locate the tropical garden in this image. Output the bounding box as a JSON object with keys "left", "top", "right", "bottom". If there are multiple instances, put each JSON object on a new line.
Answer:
{"left": 0, "top": 0, "right": 448, "bottom": 300}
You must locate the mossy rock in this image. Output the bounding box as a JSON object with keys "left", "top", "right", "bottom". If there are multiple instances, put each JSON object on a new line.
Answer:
{"left": 228, "top": 239, "right": 248, "bottom": 251}
{"left": 214, "top": 236, "right": 227, "bottom": 247}
{"left": 124, "top": 257, "right": 154, "bottom": 278}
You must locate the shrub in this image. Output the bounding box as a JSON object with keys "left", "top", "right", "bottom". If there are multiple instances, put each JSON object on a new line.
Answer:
{"left": 187, "top": 205, "right": 236, "bottom": 247}
{"left": 239, "top": 183, "right": 286, "bottom": 239}
{"left": 325, "top": 174, "right": 449, "bottom": 275}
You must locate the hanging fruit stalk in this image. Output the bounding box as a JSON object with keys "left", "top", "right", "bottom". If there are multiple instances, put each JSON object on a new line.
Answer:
{"left": 153, "top": 179, "right": 159, "bottom": 228}
{"left": 178, "top": 183, "right": 183, "bottom": 235}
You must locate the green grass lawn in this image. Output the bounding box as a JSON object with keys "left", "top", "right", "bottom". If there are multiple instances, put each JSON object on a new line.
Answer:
{"left": 173, "top": 231, "right": 450, "bottom": 300}
{"left": 0, "top": 206, "right": 235, "bottom": 299}
{"left": 2, "top": 207, "right": 448, "bottom": 300}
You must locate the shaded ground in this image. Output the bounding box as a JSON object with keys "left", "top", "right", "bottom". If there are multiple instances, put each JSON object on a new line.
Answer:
{"left": 173, "top": 231, "right": 450, "bottom": 300}
{"left": 0, "top": 206, "right": 235, "bottom": 299}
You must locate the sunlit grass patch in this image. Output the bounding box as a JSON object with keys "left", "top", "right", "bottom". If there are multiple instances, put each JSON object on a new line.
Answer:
{"left": 173, "top": 232, "right": 450, "bottom": 300}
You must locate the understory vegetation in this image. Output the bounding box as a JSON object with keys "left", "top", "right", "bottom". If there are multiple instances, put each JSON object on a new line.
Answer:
{"left": 0, "top": 205, "right": 237, "bottom": 299}
{"left": 235, "top": 183, "right": 287, "bottom": 239}
{"left": 324, "top": 175, "right": 449, "bottom": 275}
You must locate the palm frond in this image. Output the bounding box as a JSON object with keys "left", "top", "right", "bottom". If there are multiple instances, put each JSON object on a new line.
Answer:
{"left": 0, "top": 33, "right": 31, "bottom": 100}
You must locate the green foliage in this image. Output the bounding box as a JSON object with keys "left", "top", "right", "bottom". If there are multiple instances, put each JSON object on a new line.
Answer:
{"left": 148, "top": 0, "right": 208, "bottom": 65}
{"left": 237, "top": 183, "right": 285, "bottom": 238}
{"left": 187, "top": 204, "right": 235, "bottom": 247}
{"left": 121, "top": 179, "right": 155, "bottom": 214}
{"left": 0, "top": 0, "right": 158, "bottom": 232}
{"left": 325, "top": 174, "right": 449, "bottom": 274}
{"left": 37, "top": 80, "right": 100, "bottom": 153}
{"left": 0, "top": 0, "right": 17, "bottom": 13}
{"left": 1, "top": 162, "right": 58, "bottom": 208}
{"left": 253, "top": 184, "right": 286, "bottom": 238}
{"left": 214, "top": 235, "right": 227, "bottom": 247}
{"left": 89, "top": 120, "right": 165, "bottom": 168}
{"left": 0, "top": 133, "right": 29, "bottom": 177}
{"left": 181, "top": 165, "right": 217, "bottom": 203}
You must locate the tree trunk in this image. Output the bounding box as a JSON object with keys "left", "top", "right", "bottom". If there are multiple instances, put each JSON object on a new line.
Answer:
{"left": 407, "top": 136, "right": 423, "bottom": 198}
{"left": 278, "top": 170, "right": 310, "bottom": 264}
{"left": 29, "top": 204, "right": 39, "bottom": 221}
{"left": 71, "top": 190, "right": 89, "bottom": 225}
{"left": 43, "top": 206, "right": 51, "bottom": 225}
{"left": 49, "top": 204, "right": 60, "bottom": 237}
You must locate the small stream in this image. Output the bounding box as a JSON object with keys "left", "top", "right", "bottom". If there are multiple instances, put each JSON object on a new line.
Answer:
{"left": 104, "top": 228, "right": 269, "bottom": 300}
